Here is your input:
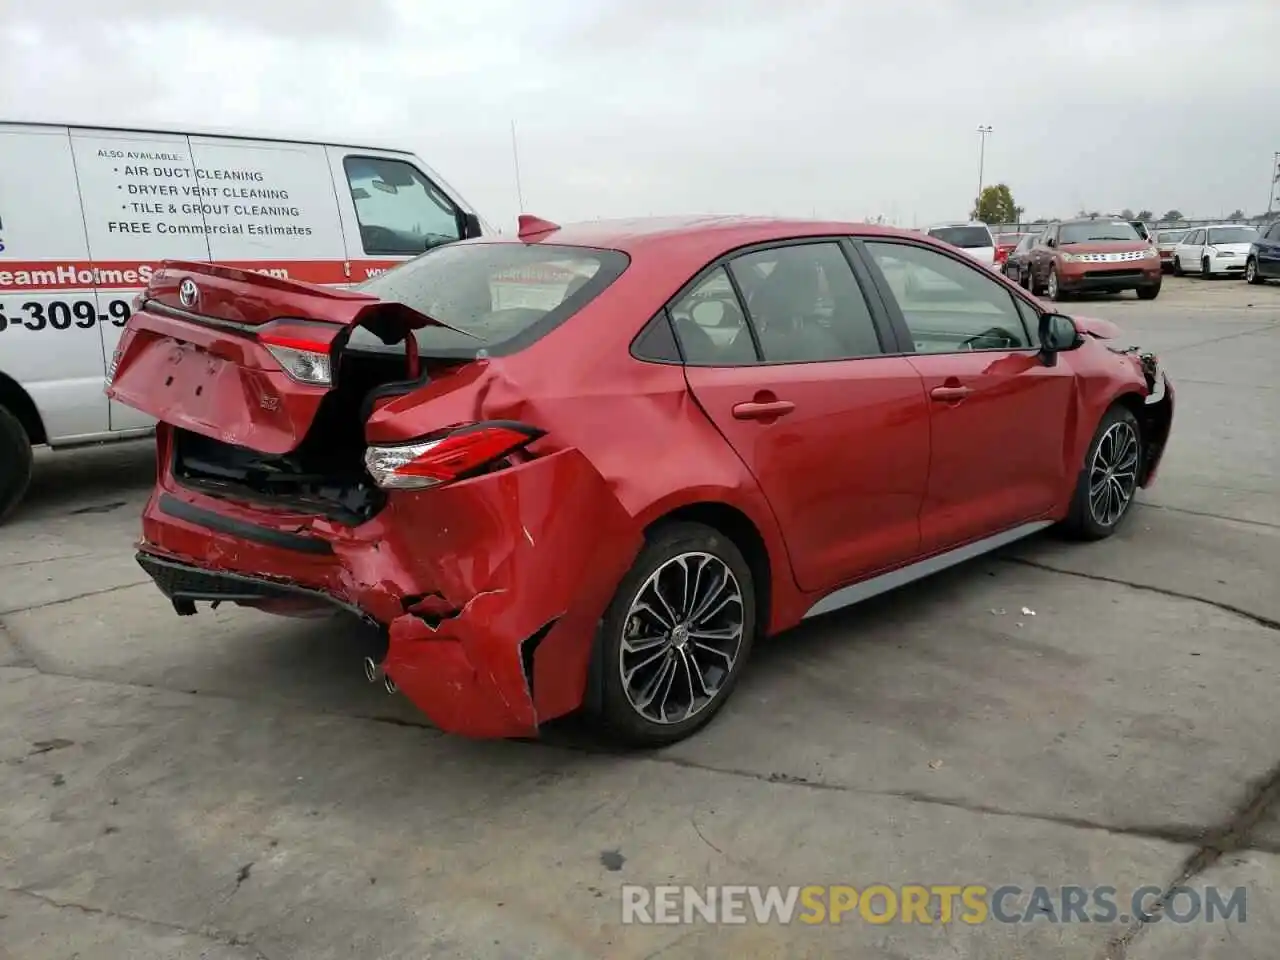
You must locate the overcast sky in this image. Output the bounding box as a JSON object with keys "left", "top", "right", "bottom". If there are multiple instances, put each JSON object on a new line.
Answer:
{"left": 3, "top": 0, "right": 1277, "bottom": 228}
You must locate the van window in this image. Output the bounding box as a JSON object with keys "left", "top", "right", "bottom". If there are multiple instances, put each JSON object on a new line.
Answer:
{"left": 345, "top": 242, "right": 629, "bottom": 357}
{"left": 342, "top": 157, "right": 463, "bottom": 256}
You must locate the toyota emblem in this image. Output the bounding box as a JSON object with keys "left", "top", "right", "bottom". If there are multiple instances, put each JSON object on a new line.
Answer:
{"left": 178, "top": 278, "right": 199, "bottom": 308}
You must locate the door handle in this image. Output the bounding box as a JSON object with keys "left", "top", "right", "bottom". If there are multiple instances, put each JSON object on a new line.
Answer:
{"left": 732, "top": 399, "right": 795, "bottom": 420}
{"left": 930, "top": 385, "right": 973, "bottom": 402}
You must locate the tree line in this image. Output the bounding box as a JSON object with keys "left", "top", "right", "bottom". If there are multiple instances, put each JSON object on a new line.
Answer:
{"left": 972, "top": 184, "right": 1260, "bottom": 226}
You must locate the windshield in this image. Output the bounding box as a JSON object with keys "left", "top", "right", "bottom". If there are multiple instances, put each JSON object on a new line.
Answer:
{"left": 1207, "top": 227, "right": 1258, "bottom": 245}
{"left": 1156, "top": 230, "right": 1187, "bottom": 244}
{"left": 1016, "top": 234, "right": 1037, "bottom": 252}
{"left": 1060, "top": 221, "right": 1140, "bottom": 244}
{"left": 347, "top": 242, "right": 629, "bottom": 356}
{"left": 928, "top": 226, "right": 992, "bottom": 249}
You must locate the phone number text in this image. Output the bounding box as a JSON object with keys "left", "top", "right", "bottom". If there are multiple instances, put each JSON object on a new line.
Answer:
{"left": 0, "top": 299, "right": 132, "bottom": 333}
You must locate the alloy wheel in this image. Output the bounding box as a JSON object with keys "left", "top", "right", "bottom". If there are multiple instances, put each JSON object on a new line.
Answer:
{"left": 1047, "top": 269, "right": 1059, "bottom": 299}
{"left": 619, "top": 551, "right": 745, "bottom": 725}
{"left": 1246, "top": 260, "right": 1257, "bottom": 283}
{"left": 1088, "top": 421, "right": 1140, "bottom": 528}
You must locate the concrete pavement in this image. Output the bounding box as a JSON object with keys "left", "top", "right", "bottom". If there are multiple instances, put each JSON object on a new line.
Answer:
{"left": 1, "top": 274, "right": 1276, "bottom": 958}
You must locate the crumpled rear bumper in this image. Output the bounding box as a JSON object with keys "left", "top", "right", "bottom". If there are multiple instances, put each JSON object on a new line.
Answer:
{"left": 136, "top": 444, "right": 641, "bottom": 738}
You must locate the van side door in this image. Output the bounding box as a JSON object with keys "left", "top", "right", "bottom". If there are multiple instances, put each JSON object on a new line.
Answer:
{"left": 325, "top": 148, "right": 476, "bottom": 284}
{"left": 0, "top": 124, "right": 112, "bottom": 443}
{"left": 68, "top": 127, "right": 214, "bottom": 433}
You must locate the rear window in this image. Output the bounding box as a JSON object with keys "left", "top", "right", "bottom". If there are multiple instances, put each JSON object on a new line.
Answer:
{"left": 347, "top": 242, "right": 628, "bottom": 357}
{"left": 1157, "top": 230, "right": 1187, "bottom": 243}
{"left": 1206, "top": 226, "right": 1258, "bottom": 245}
{"left": 1060, "top": 221, "right": 1139, "bottom": 244}
{"left": 927, "top": 226, "right": 993, "bottom": 249}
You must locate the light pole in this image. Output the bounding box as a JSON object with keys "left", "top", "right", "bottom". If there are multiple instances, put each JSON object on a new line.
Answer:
{"left": 974, "top": 125, "right": 993, "bottom": 219}
{"left": 1268, "top": 151, "right": 1280, "bottom": 218}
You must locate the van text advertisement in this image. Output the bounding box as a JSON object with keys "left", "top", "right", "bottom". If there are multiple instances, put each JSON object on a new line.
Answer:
{"left": 0, "top": 259, "right": 403, "bottom": 293}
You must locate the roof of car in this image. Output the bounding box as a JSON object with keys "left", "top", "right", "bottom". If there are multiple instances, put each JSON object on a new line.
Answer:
{"left": 925, "top": 221, "right": 991, "bottom": 229}
{"left": 0, "top": 118, "right": 415, "bottom": 155}
{"left": 498, "top": 215, "right": 919, "bottom": 257}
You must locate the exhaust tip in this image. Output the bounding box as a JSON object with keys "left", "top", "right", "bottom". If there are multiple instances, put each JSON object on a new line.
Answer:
{"left": 362, "top": 656, "right": 379, "bottom": 684}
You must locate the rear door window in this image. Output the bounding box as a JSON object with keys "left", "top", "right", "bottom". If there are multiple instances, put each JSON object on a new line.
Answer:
{"left": 342, "top": 156, "right": 463, "bottom": 256}
{"left": 729, "top": 243, "right": 884, "bottom": 362}
{"left": 346, "top": 242, "right": 628, "bottom": 357}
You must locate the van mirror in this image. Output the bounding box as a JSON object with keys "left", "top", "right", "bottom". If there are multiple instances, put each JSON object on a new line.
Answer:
{"left": 461, "top": 212, "right": 483, "bottom": 238}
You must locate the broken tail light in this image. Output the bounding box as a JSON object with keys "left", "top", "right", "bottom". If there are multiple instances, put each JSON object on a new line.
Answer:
{"left": 259, "top": 328, "right": 334, "bottom": 386}
{"left": 364, "top": 422, "right": 543, "bottom": 490}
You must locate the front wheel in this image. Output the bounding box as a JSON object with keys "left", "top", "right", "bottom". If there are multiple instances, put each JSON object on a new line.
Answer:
{"left": 0, "top": 406, "right": 34, "bottom": 525}
{"left": 1246, "top": 258, "right": 1264, "bottom": 285}
{"left": 1060, "top": 405, "right": 1143, "bottom": 541}
{"left": 1201, "top": 257, "right": 1213, "bottom": 279}
{"left": 1136, "top": 284, "right": 1161, "bottom": 300}
{"left": 1172, "top": 255, "right": 1184, "bottom": 277}
{"left": 592, "top": 522, "right": 756, "bottom": 746}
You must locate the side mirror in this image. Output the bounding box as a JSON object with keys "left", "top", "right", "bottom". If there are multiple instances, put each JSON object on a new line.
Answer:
{"left": 1045, "top": 237, "right": 1056, "bottom": 248}
{"left": 461, "top": 212, "right": 483, "bottom": 238}
{"left": 1039, "top": 313, "right": 1081, "bottom": 364}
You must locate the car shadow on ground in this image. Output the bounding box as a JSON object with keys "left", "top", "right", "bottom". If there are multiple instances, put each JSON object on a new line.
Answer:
{"left": 22, "top": 438, "right": 156, "bottom": 519}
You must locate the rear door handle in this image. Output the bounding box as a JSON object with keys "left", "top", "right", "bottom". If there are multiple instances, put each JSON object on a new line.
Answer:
{"left": 930, "top": 385, "right": 973, "bottom": 402}
{"left": 732, "top": 400, "right": 795, "bottom": 420}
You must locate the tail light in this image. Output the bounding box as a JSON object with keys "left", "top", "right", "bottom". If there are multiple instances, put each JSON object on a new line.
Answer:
{"left": 364, "top": 422, "right": 543, "bottom": 490}
{"left": 258, "top": 328, "right": 333, "bottom": 385}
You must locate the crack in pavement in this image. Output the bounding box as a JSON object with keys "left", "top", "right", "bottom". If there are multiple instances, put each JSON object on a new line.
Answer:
{"left": 1002, "top": 557, "right": 1280, "bottom": 631}
{"left": 1138, "top": 503, "right": 1280, "bottom": 531}
{"left": 0, "top": 580, "right": 152, "bottom": 617}
{"left": 1160, "top": 321, "right": 1279, "bottom": 354}
{"left": 626, "top": 753, "right": 1280, "bottom": 856}
{"left": 0, "top": 551, "right": 95, "bottom": 570}
{"left": 1098, "top": 760, "right": 1280, "bottom": 960}
{"left": 10, "top": 654, "right": 1277, "bottom": 856}
{"left": 3, "top": 886, "right": 273, "bottom": 959}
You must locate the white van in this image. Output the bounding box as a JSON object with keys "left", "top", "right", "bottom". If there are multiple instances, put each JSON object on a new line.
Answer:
{"left": 0, "top": 121, "right": 489, "bottom": 520}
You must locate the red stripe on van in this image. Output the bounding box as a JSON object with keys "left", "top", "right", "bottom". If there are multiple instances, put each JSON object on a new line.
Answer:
{"left": 0, "top": 259, "right": 402, "bottom": 292}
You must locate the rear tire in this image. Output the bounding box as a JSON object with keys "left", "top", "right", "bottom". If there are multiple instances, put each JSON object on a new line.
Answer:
{"left": 0, "top": 406, "right": 34, "bottom": 525}
{"left": 592, "top": 522, "right": 756, "bottom": 747}
{"left": 1246, "top": 258, "right": 1265, "bottom": 285}
{"left": 1060, "top": 405, "right": 1142, "bottom": 541}
{"left": 1047, "top": 266, "right": 1068, "bottom": 301}
{"left": 1136, "top": 284, "right": 1161, "bottom": 300}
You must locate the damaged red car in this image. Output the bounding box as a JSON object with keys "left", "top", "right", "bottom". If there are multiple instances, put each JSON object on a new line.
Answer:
{"left": 107, "top": 215, "right": 1174, "bottom": 745}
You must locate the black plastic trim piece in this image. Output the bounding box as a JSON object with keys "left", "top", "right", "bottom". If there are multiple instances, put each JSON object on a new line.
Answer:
{"left": 136, "top": 552, "right": 368, "bottom": 619}
{"left": 157, "top": 494, "right": 334, "bottom": 555}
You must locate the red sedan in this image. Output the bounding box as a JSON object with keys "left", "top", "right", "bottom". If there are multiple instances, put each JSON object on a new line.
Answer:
{"left": 106, "top": 215, "right": 1174, "bottom": 745}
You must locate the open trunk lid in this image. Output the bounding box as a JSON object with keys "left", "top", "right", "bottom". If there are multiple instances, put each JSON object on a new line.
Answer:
{"left": 105, "top": 260, "right": 463, "bottom": 454}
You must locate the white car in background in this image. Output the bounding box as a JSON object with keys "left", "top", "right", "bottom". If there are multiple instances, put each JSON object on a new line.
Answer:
{"left": 924, "top": 221, "right": 997, "bottom": 269}
{"left": 1171, "top": 224, "right": 1259, "bottom": 278}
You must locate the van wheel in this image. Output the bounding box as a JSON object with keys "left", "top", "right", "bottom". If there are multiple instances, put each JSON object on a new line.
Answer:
{"left": 591, "top": 522, "right": 755, "bottom": 747}
{"left": 0, "top": 406, "right": 34, "bottom": 524}
{"left": 1060, "top": 405, "right": 1142, "bottom": 541}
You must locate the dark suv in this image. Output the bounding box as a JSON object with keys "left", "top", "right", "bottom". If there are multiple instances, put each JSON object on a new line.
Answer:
{"left": 1246, "top": 221, "right": 1280, "bottom": 284}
